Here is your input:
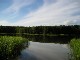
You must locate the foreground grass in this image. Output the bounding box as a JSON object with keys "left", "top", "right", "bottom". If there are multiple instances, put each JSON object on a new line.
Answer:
{"left": 70, "top": 39, "right": 80, "bottom": 60}
{"left": 0, "top": 36, "right": 27, "bottom": 60}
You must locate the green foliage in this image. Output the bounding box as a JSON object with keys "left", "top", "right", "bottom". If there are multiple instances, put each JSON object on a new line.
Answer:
{"left": 0, "top": 36, "right": 27, "bottom": 60}
{"left": 70, "top": 39, "right": 80, "bottom": 60}
{"left": 0, "top": 25, "right": 80, "bottom": 35}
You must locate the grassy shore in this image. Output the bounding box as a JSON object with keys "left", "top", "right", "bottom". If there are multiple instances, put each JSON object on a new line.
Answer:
{"left": 0, "top": 36, "right": 27, "bottom": 60}
{"left": 70, "top": 38, "right": 80, "bottom": 60}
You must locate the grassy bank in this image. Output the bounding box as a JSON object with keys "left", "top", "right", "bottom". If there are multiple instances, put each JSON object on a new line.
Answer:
{"left": 69, "top": 39, "right": 80, "bottom": 60}
{"left": 0, "top": 36, "right": 27, "bottom": 60}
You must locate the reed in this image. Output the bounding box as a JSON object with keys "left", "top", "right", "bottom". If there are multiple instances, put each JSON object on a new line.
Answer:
{"left": 0, "top": 36, "right": 27, "bottom": 60}
{"left": 70, "top": 38, "right": 80, "bottom": 60}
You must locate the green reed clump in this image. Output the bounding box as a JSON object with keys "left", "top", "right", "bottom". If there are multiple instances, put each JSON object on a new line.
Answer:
{"left": 0, "top": 36, "right": 27, "bottom": 60}
{"left": 70, "top": 38, "right": 80, "bottom": 60}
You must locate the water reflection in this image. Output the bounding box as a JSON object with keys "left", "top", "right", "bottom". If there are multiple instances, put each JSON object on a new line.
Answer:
{"left": 17, "top": 35, "right": 78, "bottom": 60}
{"left": 18, "top": 49, "right": 38, "bottom": 60}
{"left": 18, "top": 41, "right": 69, "bottom": 60}
{"left": 25, "top": 35, "right": 75, "bottom": 44}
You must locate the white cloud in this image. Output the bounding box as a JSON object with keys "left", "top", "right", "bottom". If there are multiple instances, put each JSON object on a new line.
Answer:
{"left": 0, "top": 20, "right": 11, "bottom": 26}
{"left": 63, "top": 16, "right": 80, "bottom": 25}
{"left": 2, "top": 0, "right": 35, "bottom": 14}
{"left": 1, "top": 0, "right": 80, "bottom": 26}
{"left": 14, "top": 0, "right": 80, "bottom": 26}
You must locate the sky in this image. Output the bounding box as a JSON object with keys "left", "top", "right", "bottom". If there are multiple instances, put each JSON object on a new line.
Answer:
{"left": 0, "top": 0, "right": 80, "bottom": 26}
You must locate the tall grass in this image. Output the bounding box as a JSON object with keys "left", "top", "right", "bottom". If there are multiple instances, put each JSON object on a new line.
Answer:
{"left": 69, "top": 38, "right": 80, "bottom": 60}
{"left": 0, "top": 36, "right": 27, "bottom": 60}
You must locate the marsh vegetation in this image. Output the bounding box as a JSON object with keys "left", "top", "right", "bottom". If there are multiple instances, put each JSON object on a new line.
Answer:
{"left": 69, "top": 39, "right": 80, "bottom": 60}
{"left": 0, "top": 36, "right": 28, "bottom": 60}
{"left": 0, "top": 25, "right": 80, "bottom": 60}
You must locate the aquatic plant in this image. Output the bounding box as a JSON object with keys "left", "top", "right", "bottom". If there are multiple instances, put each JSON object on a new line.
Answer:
{"left": 0, "top": 36, "right": 27, "bottom": 60}
{"left": 70, "top": 38, "right": 80, "bottom": 60}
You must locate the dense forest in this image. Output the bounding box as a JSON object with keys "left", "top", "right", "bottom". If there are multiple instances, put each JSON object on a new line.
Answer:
{"left": 0, "top": 25, "right": 80, "bottom": 35}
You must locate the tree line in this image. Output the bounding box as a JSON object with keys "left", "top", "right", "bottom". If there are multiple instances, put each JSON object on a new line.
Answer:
{"left": 0, "top": 25, "right": 80, "bottom": 35}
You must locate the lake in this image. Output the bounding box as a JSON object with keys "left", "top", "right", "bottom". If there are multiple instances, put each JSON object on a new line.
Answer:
{"left": 15, "top": 35, "right": 75, "bottom": 60}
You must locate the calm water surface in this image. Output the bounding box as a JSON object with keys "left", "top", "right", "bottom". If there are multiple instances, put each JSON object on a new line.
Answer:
{"left": 17, "top": 36, "right": 72, "bottom": 60}
{"left": 17, "top": 41, "right": 69, "bottom": 60}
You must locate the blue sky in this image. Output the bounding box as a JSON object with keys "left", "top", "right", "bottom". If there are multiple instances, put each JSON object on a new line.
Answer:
{"left": 0, "top": 0, "right": 80, "bottom": 26}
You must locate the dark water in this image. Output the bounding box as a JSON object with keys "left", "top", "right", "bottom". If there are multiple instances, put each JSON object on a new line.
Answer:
{"left": 14, "top": 35, "right": 77, "bottom": 60}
